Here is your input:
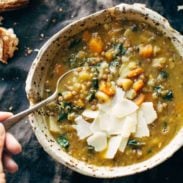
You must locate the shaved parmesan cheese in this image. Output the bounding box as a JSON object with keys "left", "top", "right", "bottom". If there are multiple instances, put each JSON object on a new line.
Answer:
{"left": 98, "top": 101, "right": 112, "bottom": 112}
{"left": 121, "top": 116, "right": 137, "bottom": 137}
{"left": 90, "top": 116, "right": 101, "bottom": 133}
{"left": 112, "top": 99, "right": 138, "bottom": 118}
{"left": 128, "top": 112, "right": 138, "bottom": 133}
{"left": 112, "top": 87, "right": 125, "bottom": 103}
{"left": 177, "top": 5, "right": 183, "bottom": 11}
{"left": 139, "top": 102, "right": 157, "bottom": 124}
{"left": 73, "top": 81, "right": 158, "bottom": 158}
{"left": 87, "top": 132, "right": 107, "bottom": 152}
{"left": 107, "top": 116, "right": 126, "bottom": 135}
{"left": 96, "top": 112, "right": 125, "bottom": 135}
{"left": 119, "top": 137, "right": 129, "bottom": 152}
{"left": 82, "top": 109, "right": 99, "bottom": 119}
{"left": 99, "top": 112, "right": 111, "bottom": 132}
{"left": 98, "top": 87, "right": 125, "bottom": 113}
{"left": 105, "top": 135, "right": 122, "bottom": 159}
{"left": 135, "top": 110, "right": 150, "bottom": 138}
{"left": 73, "top": 116, "right": 92, "bottom": 140}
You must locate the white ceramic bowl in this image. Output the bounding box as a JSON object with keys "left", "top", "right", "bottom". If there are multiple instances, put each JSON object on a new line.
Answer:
{"left": 25, "top": 3, "right": 183, "bottom": 178}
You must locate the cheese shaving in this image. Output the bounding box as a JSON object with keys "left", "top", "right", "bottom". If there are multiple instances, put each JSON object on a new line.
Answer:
{"left": 73, "top": 116, "right": 92, "bottom": 140}
{"left": 105, "top": 135, "right": 122, "bottom": 159}
{"left": 135, "top": 110, "right": 150, "bottom": 138}
{"left": 74, "top": 87, "right": 158, "bottom": 159}
{"left": 87, "top": 132, "right": 107, "bottom": 152}
{"left": 82, "top": 109, "right": 99, "bottom": 119}
{"left": 111, "top": 99, "right": 138, "bottom": 118}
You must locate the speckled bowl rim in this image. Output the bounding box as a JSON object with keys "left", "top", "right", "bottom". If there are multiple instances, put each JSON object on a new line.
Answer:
{"left": 25, "top": 3, "right": 183, "bottom": 178}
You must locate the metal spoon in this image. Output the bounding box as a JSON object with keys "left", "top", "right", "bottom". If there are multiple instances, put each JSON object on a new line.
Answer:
{"left": 3, "top": 69, "right": 75, "bottom": 130}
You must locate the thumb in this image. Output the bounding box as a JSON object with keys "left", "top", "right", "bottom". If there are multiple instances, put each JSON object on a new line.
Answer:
{"left": 0, "top": 123, "right": 5, "bottom": 173}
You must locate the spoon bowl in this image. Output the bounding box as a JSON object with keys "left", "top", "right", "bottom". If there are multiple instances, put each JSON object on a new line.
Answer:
{"left": 2, "top": 69, "right": 76, "bottom": 130}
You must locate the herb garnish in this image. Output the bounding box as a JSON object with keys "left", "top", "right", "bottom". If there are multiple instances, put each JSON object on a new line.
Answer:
{"left": 57, "top": 135, "right": 70, "bottom": 149}
{"left": 128, "top": 139, "right": 145, "bottom": 149}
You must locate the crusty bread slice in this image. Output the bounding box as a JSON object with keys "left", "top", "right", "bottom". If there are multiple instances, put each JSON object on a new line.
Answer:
{"left": 0, "top": 0, "right": 29, "bottom": 11}
{"left": 0, "top": 27, "right": 19, "bottom": 64}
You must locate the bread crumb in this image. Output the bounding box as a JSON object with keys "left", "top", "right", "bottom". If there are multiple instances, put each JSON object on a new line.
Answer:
{"left": 40, "top": 33, "right": 44, "bottom": 38}
{"left": 177, "top": 5, "right": 183, "bottom": 11}
{"left": 25, "top": 47, "right": 33, "bottom": 56}
{"left": 52, "top": 19, "right": 56, "bottom": 23}
{"left": 34, "top": 48, "right": 39, "bottom": 52}
{"left": 27, "top": 48, "right": 32, "bottom": 54}
{"left": 58, "top": 7, "right": 63, "bottom": 12}
{"left": 13, "top": 22, "right": 18, "bottom": 26}
{"left": 8, "top": 106, "right": 13, "bottom": 111}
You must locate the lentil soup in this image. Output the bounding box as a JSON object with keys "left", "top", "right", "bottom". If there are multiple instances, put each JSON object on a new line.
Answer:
{"left": 43, "top": 20, "right": 183, "bottom": 166}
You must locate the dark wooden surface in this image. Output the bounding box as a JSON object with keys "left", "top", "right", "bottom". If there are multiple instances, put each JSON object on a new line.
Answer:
{"left": 0, "top": 0, "right": 182, "bottom": 182}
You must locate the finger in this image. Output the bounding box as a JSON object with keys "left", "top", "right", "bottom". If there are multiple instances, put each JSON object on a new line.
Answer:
{"left": 0, "top": 172, "right": 5, "bottom": 183}
{"left": 5, "top": 133, "right": 22, "bottom": 155}
{"left": 0, "top": 112, "right": 13, "bottom": 121}
{"left": 3, "top": 154, "right": 18, "bottom": 173}
{"left": 0, "top": 124, "right": 5, "bottom": 173}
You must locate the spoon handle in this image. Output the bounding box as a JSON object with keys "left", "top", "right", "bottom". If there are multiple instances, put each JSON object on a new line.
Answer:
{"left": 2, "top": 94, "right": 57, "bottom": 130}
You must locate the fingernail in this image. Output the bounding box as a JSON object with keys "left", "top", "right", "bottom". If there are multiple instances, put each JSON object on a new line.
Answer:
{"left": 0, "top": 112, "right": 13, "bottom": 116}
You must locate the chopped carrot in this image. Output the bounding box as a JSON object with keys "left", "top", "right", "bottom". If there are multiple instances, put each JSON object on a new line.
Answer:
{"left": 139, "top": 44, "right": 153, "bottom": 58}
{"left": 82, "top": 31, "right": 91, "bottom": 42}
{"left": 133, "top": 80, "right": 144, "bottom": 92}
{"left": 99, "top": 82, "right": 115, "bottom": 96}
{"left": 88, "top": 36, "right": 104, "bottom": 54}
{"left": 127, "top": 68, "right": 144, "bottom": 78}
{"left": 134, "top": 94, "right": 145, "bottom": 106}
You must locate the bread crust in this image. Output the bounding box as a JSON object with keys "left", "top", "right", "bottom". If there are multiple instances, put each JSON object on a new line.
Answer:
{"left": 0, "top": 0, "right": 29, "bottom": 11}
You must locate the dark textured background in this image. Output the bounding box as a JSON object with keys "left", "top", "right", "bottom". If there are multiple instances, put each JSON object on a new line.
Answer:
{"left": 0, "top": 0, "right": 182, "bottom": 182}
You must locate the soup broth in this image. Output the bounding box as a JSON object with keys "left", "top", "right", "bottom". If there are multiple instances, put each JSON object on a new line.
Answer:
{"left": 43, "top": 20, "right": 183, "bottom": 166}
